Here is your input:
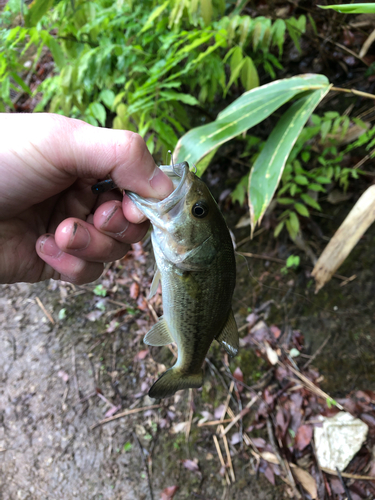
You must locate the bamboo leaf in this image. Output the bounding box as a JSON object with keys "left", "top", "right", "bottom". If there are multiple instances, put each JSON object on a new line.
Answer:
{"left": 248, "top": 84, "right": 330, "bottom": 235}
{"left": 25, "top": 0, "right": 53, "bottom": 27}
{"left": 174, "top": 74, "right": 330, "bottom": 166}
{"left": 319, "top": 3, "right": 375, "bottom": 14}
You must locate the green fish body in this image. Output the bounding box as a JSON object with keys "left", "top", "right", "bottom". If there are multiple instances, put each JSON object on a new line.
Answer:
{"left": 127, "top": 162, "right": 238, "bottom": 399}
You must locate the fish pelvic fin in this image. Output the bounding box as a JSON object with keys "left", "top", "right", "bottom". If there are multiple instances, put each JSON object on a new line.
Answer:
{"left": 216, "top": 309, "right": 239, "bottom": 357}
{"left": 144, "top": 316, "right": 173, "bottom": 346}
{"left": 148, "top": 368, "right": 203, "bottom": 399}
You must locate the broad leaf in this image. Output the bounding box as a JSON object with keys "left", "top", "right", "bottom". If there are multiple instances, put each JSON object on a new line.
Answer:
{"left": 249, "top": 85, "right": 330, "bottom": 234}
{"left": 319, "top": 3, "right": 375, "bottom": 14}
{"left": 174, "top": 74, "right": 329, "bottom": 166}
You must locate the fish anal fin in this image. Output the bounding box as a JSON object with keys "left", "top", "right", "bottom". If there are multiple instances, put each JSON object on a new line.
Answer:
{"left": 144, "top": 316, "right": 173, "bottom": 346}
{"left": 148, "top": 267, "right": 161, "bottom": 299}
{"left": 216, "top": 309, "right": 239, "bottom": 357}
{"left": 149, "top": 368, "right": 203, "bottom": 399}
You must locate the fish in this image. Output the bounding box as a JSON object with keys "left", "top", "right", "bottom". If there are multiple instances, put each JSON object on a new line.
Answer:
{"left": 126, "top": 161, "right": 238, "bottom": 399}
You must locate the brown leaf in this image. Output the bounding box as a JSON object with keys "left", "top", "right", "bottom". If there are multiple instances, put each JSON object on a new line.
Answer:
{"left": 134, "top": 349, "right": 148, "bottom": 361}
{"left": 291, "top": 465, "right": 318, "bottom": 499}
{"left": 295, "top": 424, "right": 313, "bottom": 451}
{"left": 270, "top": 325, "right": 281, "bottom": 339}
{"left": 233, "top": 367, "right": 244, "bottom": 392}
{"left": 182, "top": 459, "right": 199, "bottom": 472}
{"left": 161, "top": 485, "right": 179, "bottom": 500}
{"left": 130, "top": 282, "right": 140, "bottom": 300}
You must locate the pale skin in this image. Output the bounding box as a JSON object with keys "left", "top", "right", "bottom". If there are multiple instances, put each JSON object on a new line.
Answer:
{"left": 0, "top": 113, "right": 174, "bottom": 284}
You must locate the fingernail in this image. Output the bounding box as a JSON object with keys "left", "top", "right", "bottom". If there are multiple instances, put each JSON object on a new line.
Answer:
{"left": 100, "top": 206, "right": 130, "bottom": 235}
{"left": 149, "top": 167, "right": 174, "bottom": 199}
{"left": 39, "top": 235, "right": 63, "bottom": 258}
{"left": 64, "top": 222, "right": 91, "bottom": 250}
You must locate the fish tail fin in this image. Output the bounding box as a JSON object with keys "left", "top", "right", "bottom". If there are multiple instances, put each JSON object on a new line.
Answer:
{"left": 148, "top": 368, "right": 203, "bottom": 399}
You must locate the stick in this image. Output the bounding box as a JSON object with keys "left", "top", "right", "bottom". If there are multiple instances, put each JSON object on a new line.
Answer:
{"left": 302, "top": 334, "right": 331, "bottom": 369}
{"left": 221, "top": 394, "right": 259, "bottom": 436}
{"left": 322, "top": 468, "right": 375, "bottom": 481}
{"left": 197, "top": 418, "right": 233, "bottom": 427}
{"left": 35, "top": 296, "right": 55, "bottom": 324}
{"left": 336, "top": 467, "right": 353, "bottom": 500}
{"left": 90, "top": 404, "right": 161, "bottom": 430}
{"left": 213, "top": 435, "right": 230, "bottom": 486}
{"left": 223, "top": 433, "right": 235, "bottom": 483}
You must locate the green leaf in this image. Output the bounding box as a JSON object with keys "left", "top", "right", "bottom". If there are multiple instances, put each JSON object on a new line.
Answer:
{"left": 294, "top": 202, "right": 310, "bottom": 217}
{"left": 43, "top": 34, "right": 65, "bottom": 70}
{"left": 240, "top": 57, "right": 259, "bottom": 91}
{"left": 123, "top": 442, "right": 132, "bottom": 452}
{"left": 294, "top": 175, "right": 309, "bottom": 185}
{"left": 315, "top": 176, "right": 331, "bottom": 184}
{"left": 301, "top": 193, "right": 321, "bottom": 210}
{"left": 25, "top": 0, "right": 54, "bottom": 27}
{"left": 89, "top": 102, "right": 106, "bottom": 127}
{"left": 319, "top": 3, "right": 375, "bottom": 14}
{"left": 100, "top": 89, "right": 116, "bottom": 109}
{"left": 175, "top": 74, "right": 330, "bottom": 167}
{"left": 271, "top": 19, "right": 286, "bottom": 55}
{"left": 248, "top": 83, "right": 330, "bottom": 233}
{"left": 286, "top": 212, "right": 299, "bottom": 240}
{"left": 159, "top": 91, "right": 199, "bottom": 106}
{"left": 140, "top": 0, "right": 170, "bottom": 34}
{"left": 201, "top": 0, "right": 213, "bottom": 25}
{"left": 274, "top": 220, "right": 284, "bottom": 238}
{"left": 277, "top": 197, "right": 294, "bottom": 205}
{"left": 308, "top": 183, "right": 326, "bottom": 192}
{"left": 10, "top": 72, "right": 31, "bottom": 94}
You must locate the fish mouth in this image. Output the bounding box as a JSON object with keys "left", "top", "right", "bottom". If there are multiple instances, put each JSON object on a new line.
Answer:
{"left": 126, "top": 162, "right": 190, "bottom": 220}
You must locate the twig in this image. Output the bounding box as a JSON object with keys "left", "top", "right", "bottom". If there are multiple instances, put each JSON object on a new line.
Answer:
{"left": 133, "top": 431, "right": 154, "bottom": 500}
{"left": 336, "top": 467, "right": 353, "bottom": 500}
{"left": 216, "top": 381, "right": 234, "bottom": 434}
{"left": 322, "top": 467, "right": 375, "bottom": 481}
{"left": 223, "top": 433, "right": 235, "bottom": 483}
{"left": 198, "top": 418, "right": 233, "bottom": 427}
{"left": 35, "top": 296, "right": 55, "bottom": 324}
{"left": 213, "top": 435, "right": 230, "bottom": 486}
{"left": 185, "top": 389, "right": 194, "bottom": 441}
{"left": 302, "top": 334, "right": 332, "bottom": 369}
{"left": 331, "top": 86, "right": 375, "bottom": 99}
{"left": 281, "top": 361, "right": 344, "bottom": 410}
{"left": 221, "top": 393, "right": 259, "bottom": 436}
{"left": 266, "top": 417, "right": 301, "bottom": 498}
{"left": 90, "top": 404, "right": 161, "bottom": 430}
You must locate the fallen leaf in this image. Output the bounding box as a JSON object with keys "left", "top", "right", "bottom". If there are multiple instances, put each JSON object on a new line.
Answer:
{"left": 265, "top": 341, "right": 278, "bottom": 365}
{"left": 261, "top": 451, "right": 279, "bottom": 464}
{"left": 57, "top": 370, "right": 69, "bottom": 383}
{"left": 134, "top": 349, "right": 148, "bottom": 361}
{"left": 233, "top": 367, "right": 244, "bottom": 392}
{"left": 172, "top": 422, "right": 187, "bottom": 434}
{"left": 295, "top": 424, "right": 313, "bottom": 451}
{"left": 161, "top": 485, "right": 179, "bottom": 500}
{"left": 182, "top": 459, "right": 199, "bottom": 472}
{"left": 130, "top": 281, "right": 140, "bottom": 300}
{"left": 86, "top": 310, "right": 104, "bottom": 321}
{"left": 270, "top": 325, "right": 281, "bottom": 339}
{"left": 290, "top": 465, "right": 318, "bottom": 499}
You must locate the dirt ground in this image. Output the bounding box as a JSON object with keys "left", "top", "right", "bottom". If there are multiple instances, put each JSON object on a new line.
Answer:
{"left": 1, "top": 195, "right": 374, "bottom": 499}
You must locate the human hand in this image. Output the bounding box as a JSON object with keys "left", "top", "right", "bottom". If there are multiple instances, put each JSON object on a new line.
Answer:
{"left": 0, "top": 113, "right": 174, "bottom": 284}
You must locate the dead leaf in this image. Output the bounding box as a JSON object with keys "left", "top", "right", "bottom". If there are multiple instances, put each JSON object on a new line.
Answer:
{"left": 233, "top": 367, "right": 244, "bottom": 392}
{"left": 182, "top": 459, "right": 199, "bottom": 472}
{"left": 57, "top": 370, "right": 69, "bottom": 383}
{"left": 295, "top": 424, "right": 313, "bottom": 451}
{"left": 290, "top": 465, "right": 318, "bottom": 499}
{"left": 86, "top": 310, "right": 104, "bottom": 322}
{"left": 161, "top": 485, "right": 179, "bottom": 500}
{"left": 130, "top": 282, "right": 140, "bottom": 300}
{"left": 261, "top": 451, "right": 279, "bottom": 464}
{"left": 265, "top": 342, "right": 278, "bottom": 365}
{"left": 134, "top": 349, "right": 148, "bottom": 361}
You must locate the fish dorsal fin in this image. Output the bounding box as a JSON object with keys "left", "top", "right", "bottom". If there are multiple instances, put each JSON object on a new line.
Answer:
{"left": 144, "top": 316, "right": 173, "bottom": 346}
{"left": 148, "top": 267, "right": 161, "bottom": 300}
{"left": 216, "top": 309, "right": 239, "bottom": 357}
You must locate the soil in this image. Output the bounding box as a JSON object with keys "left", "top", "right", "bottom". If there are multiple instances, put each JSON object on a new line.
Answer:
{"left": 1, "top": 198, "right": 374, "bottom": 499}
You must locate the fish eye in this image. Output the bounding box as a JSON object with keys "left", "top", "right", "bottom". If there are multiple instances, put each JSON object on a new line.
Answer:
{"left": 192, "top": 201, "right": 209, "bottom": 219}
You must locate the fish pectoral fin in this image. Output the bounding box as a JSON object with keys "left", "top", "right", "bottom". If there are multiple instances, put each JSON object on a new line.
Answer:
{"left": 144, "top": 316, "right": 173, "bottom": 346}
{"left": 216, "top": 309, "right": 239, "bottom": 357}
{"left": 148, "top": 267, "right": 161, "bottom": 299}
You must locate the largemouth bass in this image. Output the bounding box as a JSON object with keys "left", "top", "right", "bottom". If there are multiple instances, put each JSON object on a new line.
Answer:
{"left": 127, "top": 162, "right": 238, "bottom": 399}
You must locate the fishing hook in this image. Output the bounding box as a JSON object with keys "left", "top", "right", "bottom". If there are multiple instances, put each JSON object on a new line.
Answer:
{"left": 168, "top": 150, "right": 182, "bottom": 177}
